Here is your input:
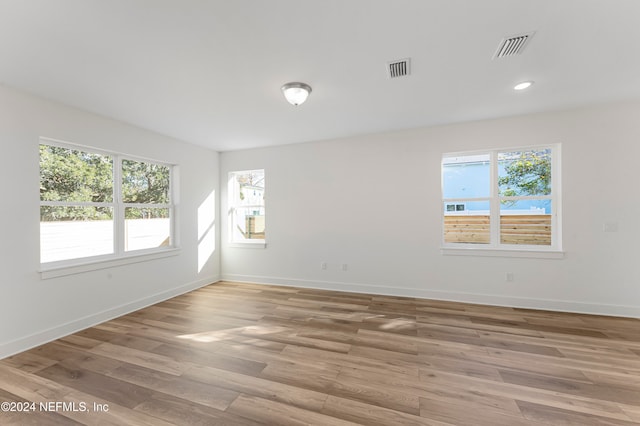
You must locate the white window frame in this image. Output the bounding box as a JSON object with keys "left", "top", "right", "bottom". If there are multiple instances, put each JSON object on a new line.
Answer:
{"left": 441, "top": 144, "right": 563, "bottom": 259}
{"left": 39, "top": 138, "right": 179, "bottom": 276}
{"left": 228, "top": 169, "right": 266, "bottom": 248}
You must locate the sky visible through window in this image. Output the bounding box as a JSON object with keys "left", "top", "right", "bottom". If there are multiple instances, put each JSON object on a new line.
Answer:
{"left": 443, "top": 150, "right": 551, "bottom": 214}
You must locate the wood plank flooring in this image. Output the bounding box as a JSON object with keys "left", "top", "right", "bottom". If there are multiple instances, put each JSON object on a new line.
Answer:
{"left": 1, "top": 281, "right": 639, "bottom": 425}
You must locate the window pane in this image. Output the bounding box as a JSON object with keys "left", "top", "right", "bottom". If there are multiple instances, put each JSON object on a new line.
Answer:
{"left": 233, "top": 207, "right": 265, "bottom": 240}
{"left": 40, "top": 207, "right": 114, "bottom": 263}
{"left": 236, "top": 170, "right": 265, "bottom": 207}
{"left": 39, "top": 144, "right": 113, "bottom": 202}
{"left": 122, "top": 160, "right": 170, "bottom": 204}
{"left": 500, "top": 200, "right": 551, "bottom": 245}
{"left": 230, "top": 169, "right": 265, "bottom": 242}
{"left": 125, "top": 207, "right": 171, "bottom": 251}
{"left": 442, "top": 154, "right": 490, "bottom": 199}
{"left": 498, "top": 149, "right": 551, "bottom": 197}
{"left": 443, "top": 201, "right": 490, "bottom": 244}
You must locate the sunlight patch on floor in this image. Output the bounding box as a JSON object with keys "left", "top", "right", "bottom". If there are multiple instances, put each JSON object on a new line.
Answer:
{"left": 177, "top": 325, "right": 287, "bottom": 343}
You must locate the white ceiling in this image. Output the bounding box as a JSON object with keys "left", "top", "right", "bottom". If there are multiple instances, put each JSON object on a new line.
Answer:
{"left": 1, "top": 0, "right": 640, "bottom": 152}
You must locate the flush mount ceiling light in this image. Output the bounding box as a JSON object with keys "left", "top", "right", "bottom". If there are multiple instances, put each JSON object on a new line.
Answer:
{"left": 514, "top": 81, "right": 534, "bottom": 91}
{"left": 281, "top": 82, "right": 312, "bottom": 106}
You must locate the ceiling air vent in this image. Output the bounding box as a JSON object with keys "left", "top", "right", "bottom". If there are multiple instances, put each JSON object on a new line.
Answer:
{"left": 387, "top": 58, "right": 411, "bottom": 78}
{"left": 493, "top": 32, "right": 535, "bottom": 59}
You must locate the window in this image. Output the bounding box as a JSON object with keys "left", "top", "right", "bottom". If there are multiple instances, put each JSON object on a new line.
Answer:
{"left": 228, "top": 169, "right": 265, "bottom": 244}
{"left": 442, "top": 145, "right": 560, "bottom": 252}
{"left": 40, "top": 139, "right": 175, "bottom": 266}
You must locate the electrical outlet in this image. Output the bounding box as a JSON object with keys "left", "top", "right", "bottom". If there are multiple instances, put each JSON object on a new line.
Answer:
{"left": 321, "top": 262, "right": 327, "bottom": 270}
{"left": 340, "top": 263, "right": 348, "bottom": 271}
{"left": 506, "top": 272, "right": 514, "bottom": 282}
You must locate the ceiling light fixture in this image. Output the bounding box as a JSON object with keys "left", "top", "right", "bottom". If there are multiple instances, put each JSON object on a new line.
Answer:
{"left": 514, "top": 81, "right": 534, "bottom": 91}
{"left": 281, "top": 82, "right": 312, "bottom": 106}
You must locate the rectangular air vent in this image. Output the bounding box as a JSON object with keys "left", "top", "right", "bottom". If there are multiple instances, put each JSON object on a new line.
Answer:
{"left": 493, "top": 32, "right": 535, "bottom": 59}
{"left": 387, "top": 58, "right": 411, "bottom": 78}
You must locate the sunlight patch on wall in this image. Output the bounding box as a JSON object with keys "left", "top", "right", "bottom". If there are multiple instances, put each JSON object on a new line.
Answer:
{"left": 197, "top": 189, "right": 216, "bottom": 273}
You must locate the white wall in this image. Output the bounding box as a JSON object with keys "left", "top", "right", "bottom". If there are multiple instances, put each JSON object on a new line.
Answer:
{"left": 221, "top": 100, "right": 640, "bottom": 318}
{"left": 0, "top": 85, "right": 220, "bottom": 358}
{"left": 2, "top": 87, "right": 637, "bottom": 361}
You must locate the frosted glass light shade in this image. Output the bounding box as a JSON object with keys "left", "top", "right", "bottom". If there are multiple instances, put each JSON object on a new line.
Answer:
{"left": 281, "top": 82, "right": 312, "bottom": 106}
{"left": 514, "top": 81, "right": 534, "bottom": 91}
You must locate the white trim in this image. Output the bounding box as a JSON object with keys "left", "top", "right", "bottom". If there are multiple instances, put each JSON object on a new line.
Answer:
{"left": 0, "top": 276, "right": 220, "bottom": 360}
{"left": 490, "top": 150, "right": 499, "bottom": 244}
{"left": 40, "top": 201, "right": 115, "bottom": 208}
{"left": 440, "top": 247, "right": 564, "bottom": 259}
{"left": 227, "top": 241, "right": 267, "bottom": 249}
{"left": 39, "top": 248, "right": 181, "bottom": 279}
{"left": 444, "top": 197, "right": 491, "bottom": 203}
{"left": 221, "top": 274, "right": 639, "bottom": 318}
{"left": 40, "top": 136, "right": 113, "bottom": 157}
{"left": 40, "top": 136, "right": 173, "bottom": 165}
{"left": 121, "top": 203, "right": 172, "bottom": 209}
{"left": 114, "top": 155, "right": 124, "bottom": 255}
{"left": 552, "top": 144, "right": 563, "bottom": 249}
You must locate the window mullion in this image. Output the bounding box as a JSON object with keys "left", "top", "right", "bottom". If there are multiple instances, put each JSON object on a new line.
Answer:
{"left": 40, "top": 201, "right": 114, "bottom": 208}
{"left": 122, "top": 203, "right": 172, "bottom": 209}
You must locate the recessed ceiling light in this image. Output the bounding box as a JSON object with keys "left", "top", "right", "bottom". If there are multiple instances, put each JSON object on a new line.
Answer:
{"left": 514, "top": 81, "right": 534, "bottom": 91}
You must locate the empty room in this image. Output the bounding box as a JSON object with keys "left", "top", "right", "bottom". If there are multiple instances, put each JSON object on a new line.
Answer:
{"left": 1, "top": 1, "right": 639, "bottom": 425}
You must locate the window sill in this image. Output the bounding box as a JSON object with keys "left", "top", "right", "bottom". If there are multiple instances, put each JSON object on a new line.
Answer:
{"left": 441, "top": 247, "right": 564, "bottom": 259}
{"left": 228, "top": 241, "right": 267, "bottom": 249}
{"left": 39, "top": 248, "right": 181, "bottom": 279}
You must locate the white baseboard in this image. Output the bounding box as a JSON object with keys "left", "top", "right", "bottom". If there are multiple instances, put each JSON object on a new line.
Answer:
{"left": 4, "top": 272, "right": 636, "bottom": 361}
{"left": 0, "top": 275, "right": 220, "bottom": 360}
{"left": 222, "top": 273, "right": 640, "bottom": 319}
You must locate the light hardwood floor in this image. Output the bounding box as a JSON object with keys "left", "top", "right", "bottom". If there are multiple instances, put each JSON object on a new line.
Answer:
{"left": 1, "top": 281, "right": 639, "bottom": 425}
